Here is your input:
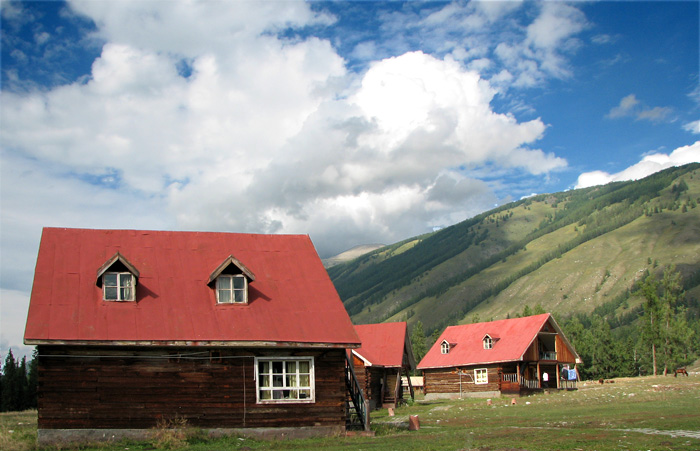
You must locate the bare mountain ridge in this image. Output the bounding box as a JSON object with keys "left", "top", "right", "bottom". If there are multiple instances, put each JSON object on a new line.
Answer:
{"left": 322, "top": 244, "right": 385, "bottom": 268}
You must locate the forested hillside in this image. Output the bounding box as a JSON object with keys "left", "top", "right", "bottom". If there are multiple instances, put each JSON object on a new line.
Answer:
{"left": 328, "top": 163, "right": 700, "bottom": 378}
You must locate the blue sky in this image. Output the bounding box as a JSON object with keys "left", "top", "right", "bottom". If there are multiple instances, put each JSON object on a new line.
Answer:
{"left": 1, "top": 0, "right": 699, "bottom": 357}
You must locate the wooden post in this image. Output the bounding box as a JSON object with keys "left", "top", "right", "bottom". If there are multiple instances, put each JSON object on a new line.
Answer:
{"left": 364, "top": 399, "right": 370, "bottom": 432}
{"left": 405, "top": 367, "right": 415, "bottom": 400}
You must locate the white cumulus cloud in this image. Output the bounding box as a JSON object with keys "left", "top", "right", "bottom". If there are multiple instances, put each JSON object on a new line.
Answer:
{"left": 0, "top": 0, "right": 575, "bottom": 357}
{"left": 575, "top": 141, "right": 700, "bottom": 189}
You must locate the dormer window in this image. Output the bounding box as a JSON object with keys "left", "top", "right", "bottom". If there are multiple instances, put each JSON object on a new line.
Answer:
{"left": 96, "top": 252, "right": 139, "bottom": 302}
{"left": 104, "top": 272, "right": 135, "bottom": 301}
{"left": 483, "top": 335, "right": 493, "bottom": 350}
{"left": 441, "top": 340, "right": 450, "bottom": 354}
{"left": 208, "top": 255, "right": 256, "bottom": 305}
{"left": 216, "top": 274, "right": 247, "bottom": 304}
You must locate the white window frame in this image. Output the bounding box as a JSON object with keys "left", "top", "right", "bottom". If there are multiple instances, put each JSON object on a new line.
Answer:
{"left": 474, "top": 368, "right": 488, "bottom": 384}
{"left": 255, "top": 357, "right": 315, "bottom": 404}
{"left": 103, "top": 272, "right": 135, "bottom": 301}
{"left": 441, "top": 340, "right": 450, "bottom": 354}
{"left": 483, "top": 336, "right": 493, "bottom": 349}
{"left": 216, "top": 274, "right": 248, "bottom": 304}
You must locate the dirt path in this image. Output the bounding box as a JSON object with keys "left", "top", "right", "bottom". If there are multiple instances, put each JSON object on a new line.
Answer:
{"left": 617, "top": 428, "right": 700, "bottom": 439}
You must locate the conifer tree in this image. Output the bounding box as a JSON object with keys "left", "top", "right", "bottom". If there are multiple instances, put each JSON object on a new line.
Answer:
{"left": 1, "top": 349, "right": 39, "bottom": 412}
{"left": 410, "top": 321, "right": 427, "bottom": 364}
{"left": 660, "top": 266, "right": 683, "bottom": 375}
{"left": 640, "top": 273, "right": 662, "bottom": 375}
{"left": 639, "top": 266, "right": 696, "bottom": 376}
{"left": 1, "top": 349, "right": 20, "bottom": 411}
{"left": 27, "top": 348, "right": 39, "bottom": 409}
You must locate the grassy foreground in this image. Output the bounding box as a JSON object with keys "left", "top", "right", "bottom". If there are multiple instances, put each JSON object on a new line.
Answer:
{"left": 2, "top": 375, "right": 699, "bottom": 451}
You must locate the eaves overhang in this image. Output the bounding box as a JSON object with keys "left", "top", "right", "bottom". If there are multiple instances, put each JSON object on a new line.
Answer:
{"left": 25, "top": 339, "right": 361, "bottom": 349}
{"left": 417, "top": 358, "right": 523, "bottom": 371}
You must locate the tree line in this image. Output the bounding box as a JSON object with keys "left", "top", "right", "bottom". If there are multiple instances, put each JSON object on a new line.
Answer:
{"left": 0, "top": 348, "right": 38, "bottom": 412}
{"left": 561, "top": 265, "right": 698, "bottom": 380}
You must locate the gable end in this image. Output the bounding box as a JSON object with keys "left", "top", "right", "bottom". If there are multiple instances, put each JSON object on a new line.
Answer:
{"left": 208, "top": 255, "right": 256, "bottom": 284}
{"left": 96, "top": 252, "right": 140, "bottom": 287}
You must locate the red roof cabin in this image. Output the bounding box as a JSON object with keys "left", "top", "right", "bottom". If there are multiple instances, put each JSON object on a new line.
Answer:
{"left": 350, "top": 322, "right": 416, "bottom": 410}
{"left": 24, "top": 228, "right": 367, "bottom": 445}
{"left": 417, "top": 314, "right": 581, "bottom": 399}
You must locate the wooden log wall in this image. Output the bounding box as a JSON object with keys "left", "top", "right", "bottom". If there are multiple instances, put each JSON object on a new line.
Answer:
{"left": 424, "top": 365, "right": 500, "bottom": 395}
{"left": 351, "top": 355, "right": 370, "bottom": 400}
{"left": 37, "top": 346, "right": 347, "bottom": 430}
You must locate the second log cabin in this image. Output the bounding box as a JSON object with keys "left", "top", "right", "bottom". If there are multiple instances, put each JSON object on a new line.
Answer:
{"left": 417, "top": 314, "right": 581, "bottom": 399}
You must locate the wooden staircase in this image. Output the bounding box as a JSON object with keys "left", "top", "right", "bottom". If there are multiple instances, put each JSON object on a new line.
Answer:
{"left": 381, "top": 373, "right": 398, "bottom": 409}
{"left": 345, "top": 352, "right": 370, "bottom": 431}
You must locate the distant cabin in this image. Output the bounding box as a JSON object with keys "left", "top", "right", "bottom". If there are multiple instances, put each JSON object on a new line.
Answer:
{"left": 417, "top": 314, "right": 581, "bottom": 399}
{"left": 402, "top": 376, "right": 424, "bottom": 394}
{"left": 350, "top": 322, "right": 416, "bottom": 410}
{"left": 24, "top": 228, "right": 369, "bottom": 445}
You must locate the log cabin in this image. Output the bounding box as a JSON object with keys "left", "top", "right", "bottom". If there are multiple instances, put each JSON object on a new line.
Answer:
{"left": 417, "top": 314, "right": 581, "bottom": 399}
{"left": 24, "top": 228, "right": 368, "bottom": 445}
{"left": 350, "top": 322, "right": 415, "bottom": 410}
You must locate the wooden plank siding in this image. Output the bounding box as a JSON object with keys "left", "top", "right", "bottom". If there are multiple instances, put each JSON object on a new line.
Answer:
{"left": 556, "top": 335, "right": 576, "bottom": 363}
{"left": 423, "top": 365, "right": 500, "bottom": 396}
{"left": 37, "top": 346, "right": 347, "bottom": 430}
{"left": 523, "top": 339, "right": 539, "bottom": 361}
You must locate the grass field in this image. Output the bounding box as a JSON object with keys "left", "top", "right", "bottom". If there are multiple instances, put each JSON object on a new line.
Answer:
{"left": 2, "top": 375, "right": 699, "bottom": 451}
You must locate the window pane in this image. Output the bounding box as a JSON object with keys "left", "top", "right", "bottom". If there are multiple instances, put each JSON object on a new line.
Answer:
{"left": 104, "top": 273, "right": 118, "bottom": 286}
{"left": 233, "top": 276, "right": 246, "bottom": 289}
{"left": 259, "top": 361, "right": 269, "bottom": 373}
{"left": 218, "top": 290, "right": 232, "bottom": 303}
{"left": 299, "top": 389, "right": 310, "bottom": 399}
{"left": 272, "top": 375, "right": 283, "bottom": 387}
{"left": 104, "top": 286, "right": 118, "bottom": 299}
{"left": 120, "top": 274, "right": 133, "bottom": 286}
{"left": 286, "top": 361, "right": 296, "bottom": 374}
{"left": 272, "top": 361, "right": 283, "bottom": 373}
{"left": 259, "top": 375, "right": 270, "bottom": 388}
{"left": 298, "top": 361, "right": 309, "bottom": 373}
{"left": 233, "top": 290, "right": 246, "bottom": 303}
{"left": 299, "top": 375, "right": 309, "bottom": 387}
{"left": 288, "top": 390, "right": 298, "bottom": 399}
{"left": 217, "top": 276, "right": 231, "bottom": 289}
{"left": 286, "top": 375, "right": 297, "bottom": 387}
{"left": 260, "top": 390, "right": 271, "bottom": 400}
{"left": 121, "top": 287, "right": 132, "bottom": 300}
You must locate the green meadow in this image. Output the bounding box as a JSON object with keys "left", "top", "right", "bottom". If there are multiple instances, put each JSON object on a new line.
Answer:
{"left": 3, "top": 374, "right": 699, "bottom": 451}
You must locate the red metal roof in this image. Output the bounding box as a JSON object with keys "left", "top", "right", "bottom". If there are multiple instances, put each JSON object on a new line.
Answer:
{"left": 417, "top": 314, "right": 570, "bottom": 369}
{"left": 24, "top": 228, "right": 360, "bottom": 347}
{"left": 353, "top": 322, "right": 408, "bottom": 368}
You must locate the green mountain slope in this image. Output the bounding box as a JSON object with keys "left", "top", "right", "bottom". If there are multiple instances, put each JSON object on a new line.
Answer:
{"left": 328, "top": 163, "right": 700, "bottom": 336}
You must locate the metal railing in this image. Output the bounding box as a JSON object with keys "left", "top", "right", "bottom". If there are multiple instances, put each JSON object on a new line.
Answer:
{"left": 345, "top": 352, "right": 370, "bottom": 431}
{"left": 539, "top": 351, "right": 557, "bottom": 360}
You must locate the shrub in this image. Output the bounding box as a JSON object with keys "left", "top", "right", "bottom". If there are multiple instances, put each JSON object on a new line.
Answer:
{"left": 150, "top": 416, "right": 193, "bottom": 449}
